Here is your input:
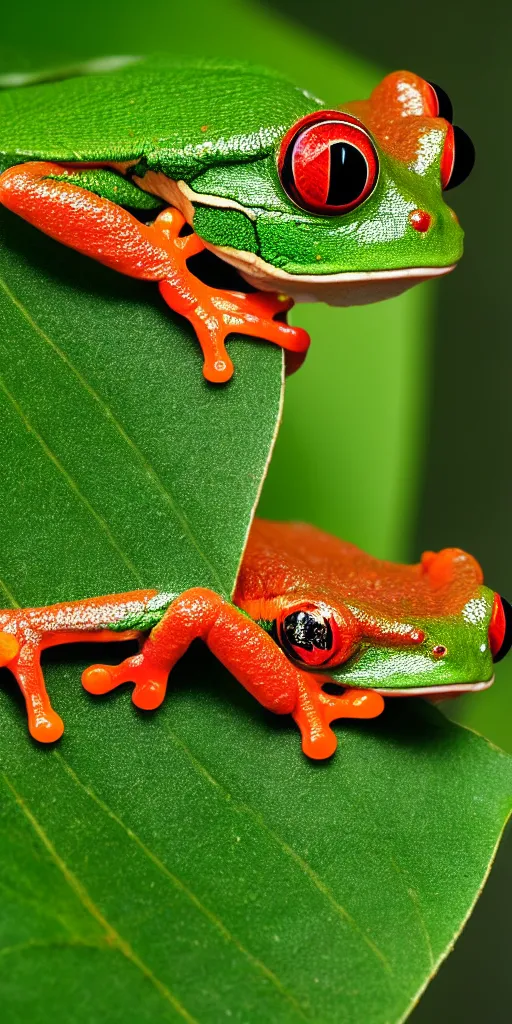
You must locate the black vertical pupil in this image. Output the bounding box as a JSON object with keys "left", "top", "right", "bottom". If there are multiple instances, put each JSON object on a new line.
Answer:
{"left": 283, "top": 611, "right": 332, "bottom": 652}
{"left": 326, "top": 142, "right": 368, "bottom": 207}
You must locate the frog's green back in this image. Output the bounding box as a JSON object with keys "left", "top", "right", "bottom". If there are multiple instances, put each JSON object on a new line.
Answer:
{"left": 0, "top": 56, "right": 321, "bottom": 179}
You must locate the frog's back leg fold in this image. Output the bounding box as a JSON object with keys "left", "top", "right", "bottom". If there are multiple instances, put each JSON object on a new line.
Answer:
{"left": 0, "top": 163, "right": 310, "bottom": 383}
{"left": 45, "top": 167, "right": 165, "bottom": 211}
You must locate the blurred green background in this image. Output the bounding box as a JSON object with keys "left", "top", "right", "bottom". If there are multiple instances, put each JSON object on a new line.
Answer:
{"left": 262, "top": 4, "right": 512, "bottom": 1018}
{"left": 0, "top": 0, "right": 510, "bottom": 1018}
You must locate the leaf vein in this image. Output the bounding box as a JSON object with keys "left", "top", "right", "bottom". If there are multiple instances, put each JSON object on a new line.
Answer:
{"left": 0, "top": 276, "right": 229, "bottom": 595}
{"left": 0, "top": 371, "right": 143, "bottom": 584}
{"left": 2, "top": 773, "right": 198, "bottom": 1024}
{"left": 164, "top": 726, "right": 391, "bottom": 974}
{"left": 53, "top": 750, "right": 311, "bottom": 1022}
{"left": 0, "top": 574, "right": 20, "bottom": 608}
{"left": 0, "top": 937, "right": 104, "bottom": 960}
{"left": 389, "top": 855, "right": 435, "bottom": 971}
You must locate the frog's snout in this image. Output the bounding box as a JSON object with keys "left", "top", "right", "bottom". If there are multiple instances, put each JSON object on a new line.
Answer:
{"left": 489, "top": 595, "right": 512, "bottom": 664}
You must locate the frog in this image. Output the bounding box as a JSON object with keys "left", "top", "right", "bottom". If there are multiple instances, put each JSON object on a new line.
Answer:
{"left": 0, "top": 519, "right": 507, "bottom": 759}
{"left": 0, "top": 56, "right": 474, "bottom": 383}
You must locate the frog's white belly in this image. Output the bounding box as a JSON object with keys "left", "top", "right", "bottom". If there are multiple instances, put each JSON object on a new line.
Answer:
{"left": 376, "top": 676, "right": 495, "bottom": 697}
{"left": 134, "top": 170, "right": 456, "bottom": 306}
{"left": 207, "top": 245, "right": 454, "bottom": 306}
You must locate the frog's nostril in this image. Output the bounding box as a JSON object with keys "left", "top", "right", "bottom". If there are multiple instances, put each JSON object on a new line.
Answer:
{"left": 489, "top": 595, "right": 512, "bottom": 663}
{"left": 409, "top": 209, "right": 432, "bottom": 233}
{"left": 432, "top": 644, "right": 447, "bottom": 658}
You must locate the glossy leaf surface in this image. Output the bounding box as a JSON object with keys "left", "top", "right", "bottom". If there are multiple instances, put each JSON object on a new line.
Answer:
{"left": 0, "top": 204, "right": 511, "bottom": 1024}
{"left": 0, "top": 208, "right": 282, "bottom": 604}
{"left": 0, "top": 657, "right": 511, "bottom": 1024}
{"left": 0, "top": 7, "right": 510, "bottom": 1021}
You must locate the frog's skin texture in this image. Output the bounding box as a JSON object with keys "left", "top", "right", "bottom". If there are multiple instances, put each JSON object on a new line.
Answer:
{"left": 0, "top": 520, "right": 507, "bottom": 760}
{"left": 0, "top": 58, "right": 473, "bottom": 383}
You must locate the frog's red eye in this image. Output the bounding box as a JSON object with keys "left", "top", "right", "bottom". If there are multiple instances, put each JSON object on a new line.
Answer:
{"left": 440, "top": 124, "right": 475, "bottom": 190}
{"left": 279, "top": 607, "right": 339, "bottom": 667}
{"left": 277, "top": 603, "right": 360, "bottom": 668}
{"left": 425, "top": 81, "right": 453, "bottom": 122}
{"left": 278, "top": 111, "right": 378, "bottom": 215}
{"left": 489, "top": 595, "right": 512, "bottom": 663}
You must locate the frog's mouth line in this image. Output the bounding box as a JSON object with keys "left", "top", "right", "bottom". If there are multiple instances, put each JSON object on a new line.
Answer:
{"left": 375, "top": 677, "right": 495, "bottom": 697}
{"left": 131, "top": 171, "right": 456, "bottom": 307}
{"left": 206, "top": 244, "right": 456, "bottom": 307}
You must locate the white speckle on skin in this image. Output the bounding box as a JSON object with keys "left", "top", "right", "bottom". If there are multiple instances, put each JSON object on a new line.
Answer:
{"left": 462, "top": 596, "right": 488, "bottom": 625}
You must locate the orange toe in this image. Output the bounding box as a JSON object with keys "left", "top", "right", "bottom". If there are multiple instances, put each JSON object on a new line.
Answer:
{"left": 0, "top": 631, "right": 19, "bottom": 665}
{"left": 299, "top": 722, "right": 338, "bottom": 760}
{"left": 292, "top": 676, "right": 386, "bottom": 761}
{"left": 82, "top": 665, "right": 115, "bottom": 694}
{"left": 29, "top": 709, "right": 64, "bottom": 743}
{"left": 202, "top": 355, "right": 234, "bottom": 384}
{"left": 132, "top": 680, "right": 167, "bottom": 710}
{"left": 336, "top": 689, "right": 385, "bottom": 719}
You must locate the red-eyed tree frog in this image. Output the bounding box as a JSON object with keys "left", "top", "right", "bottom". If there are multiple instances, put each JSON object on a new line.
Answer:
{"left": 0, "top": 520, "right": 507, "bottom": 759}
{"left": 0, "top": 57, "right": 474, "bottom": 382}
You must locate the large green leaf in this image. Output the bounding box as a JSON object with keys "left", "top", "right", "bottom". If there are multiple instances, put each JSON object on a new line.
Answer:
{"left": 0, "top": 656, "right": 510, "bottom": 1024}
{"left": 0, "top": 202, "right": 511, "bottom": 1024}
{"left": 0, "top": 0, "right": 431, "bottom": 564}
{"left": 0, "top": 207, "right": 282, "bottom": 604}
{"left": 0, "top": 7, "right": 510, "bottom": 1021}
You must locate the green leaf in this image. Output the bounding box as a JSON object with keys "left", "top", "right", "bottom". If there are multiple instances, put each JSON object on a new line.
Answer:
{"left": 0, "top": 14, "right": 510, "bottom": 1020}
{"left": 0, "top": 204, "right": 511, "bottom": 1024}
{"left": 0, "top": 207, "right": 283, "bottom": 605}
{"left": 0, "top": 658, "right": 510, "bottom": 1024}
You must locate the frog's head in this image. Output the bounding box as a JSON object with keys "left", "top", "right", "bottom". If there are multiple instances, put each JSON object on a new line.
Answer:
{"left": 272, "top": 545, "right": 510, "bottom": 696}
{"left": 183, "top": 71, "right": 474, "bottom": 306}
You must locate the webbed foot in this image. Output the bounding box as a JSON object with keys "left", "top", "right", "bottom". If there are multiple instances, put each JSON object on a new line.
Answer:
{"left": 154, "top": 209, "right": 310, "bottom": 383}
{"left": 293, "top": 674, "right": 385, "bottom": 759}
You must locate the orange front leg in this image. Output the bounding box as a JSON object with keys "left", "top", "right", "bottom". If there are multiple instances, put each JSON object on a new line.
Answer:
{"left": 1, "top": 591, "right": 385, "bottom": 758}
{"left": 0, "top": 163, "right": 310, "bottom": 383}
{"left": 82, "top": 589, "right": 385, "bottom": 759}
{"left": 83, "top": 588, "right": 300, "bottom": 715}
